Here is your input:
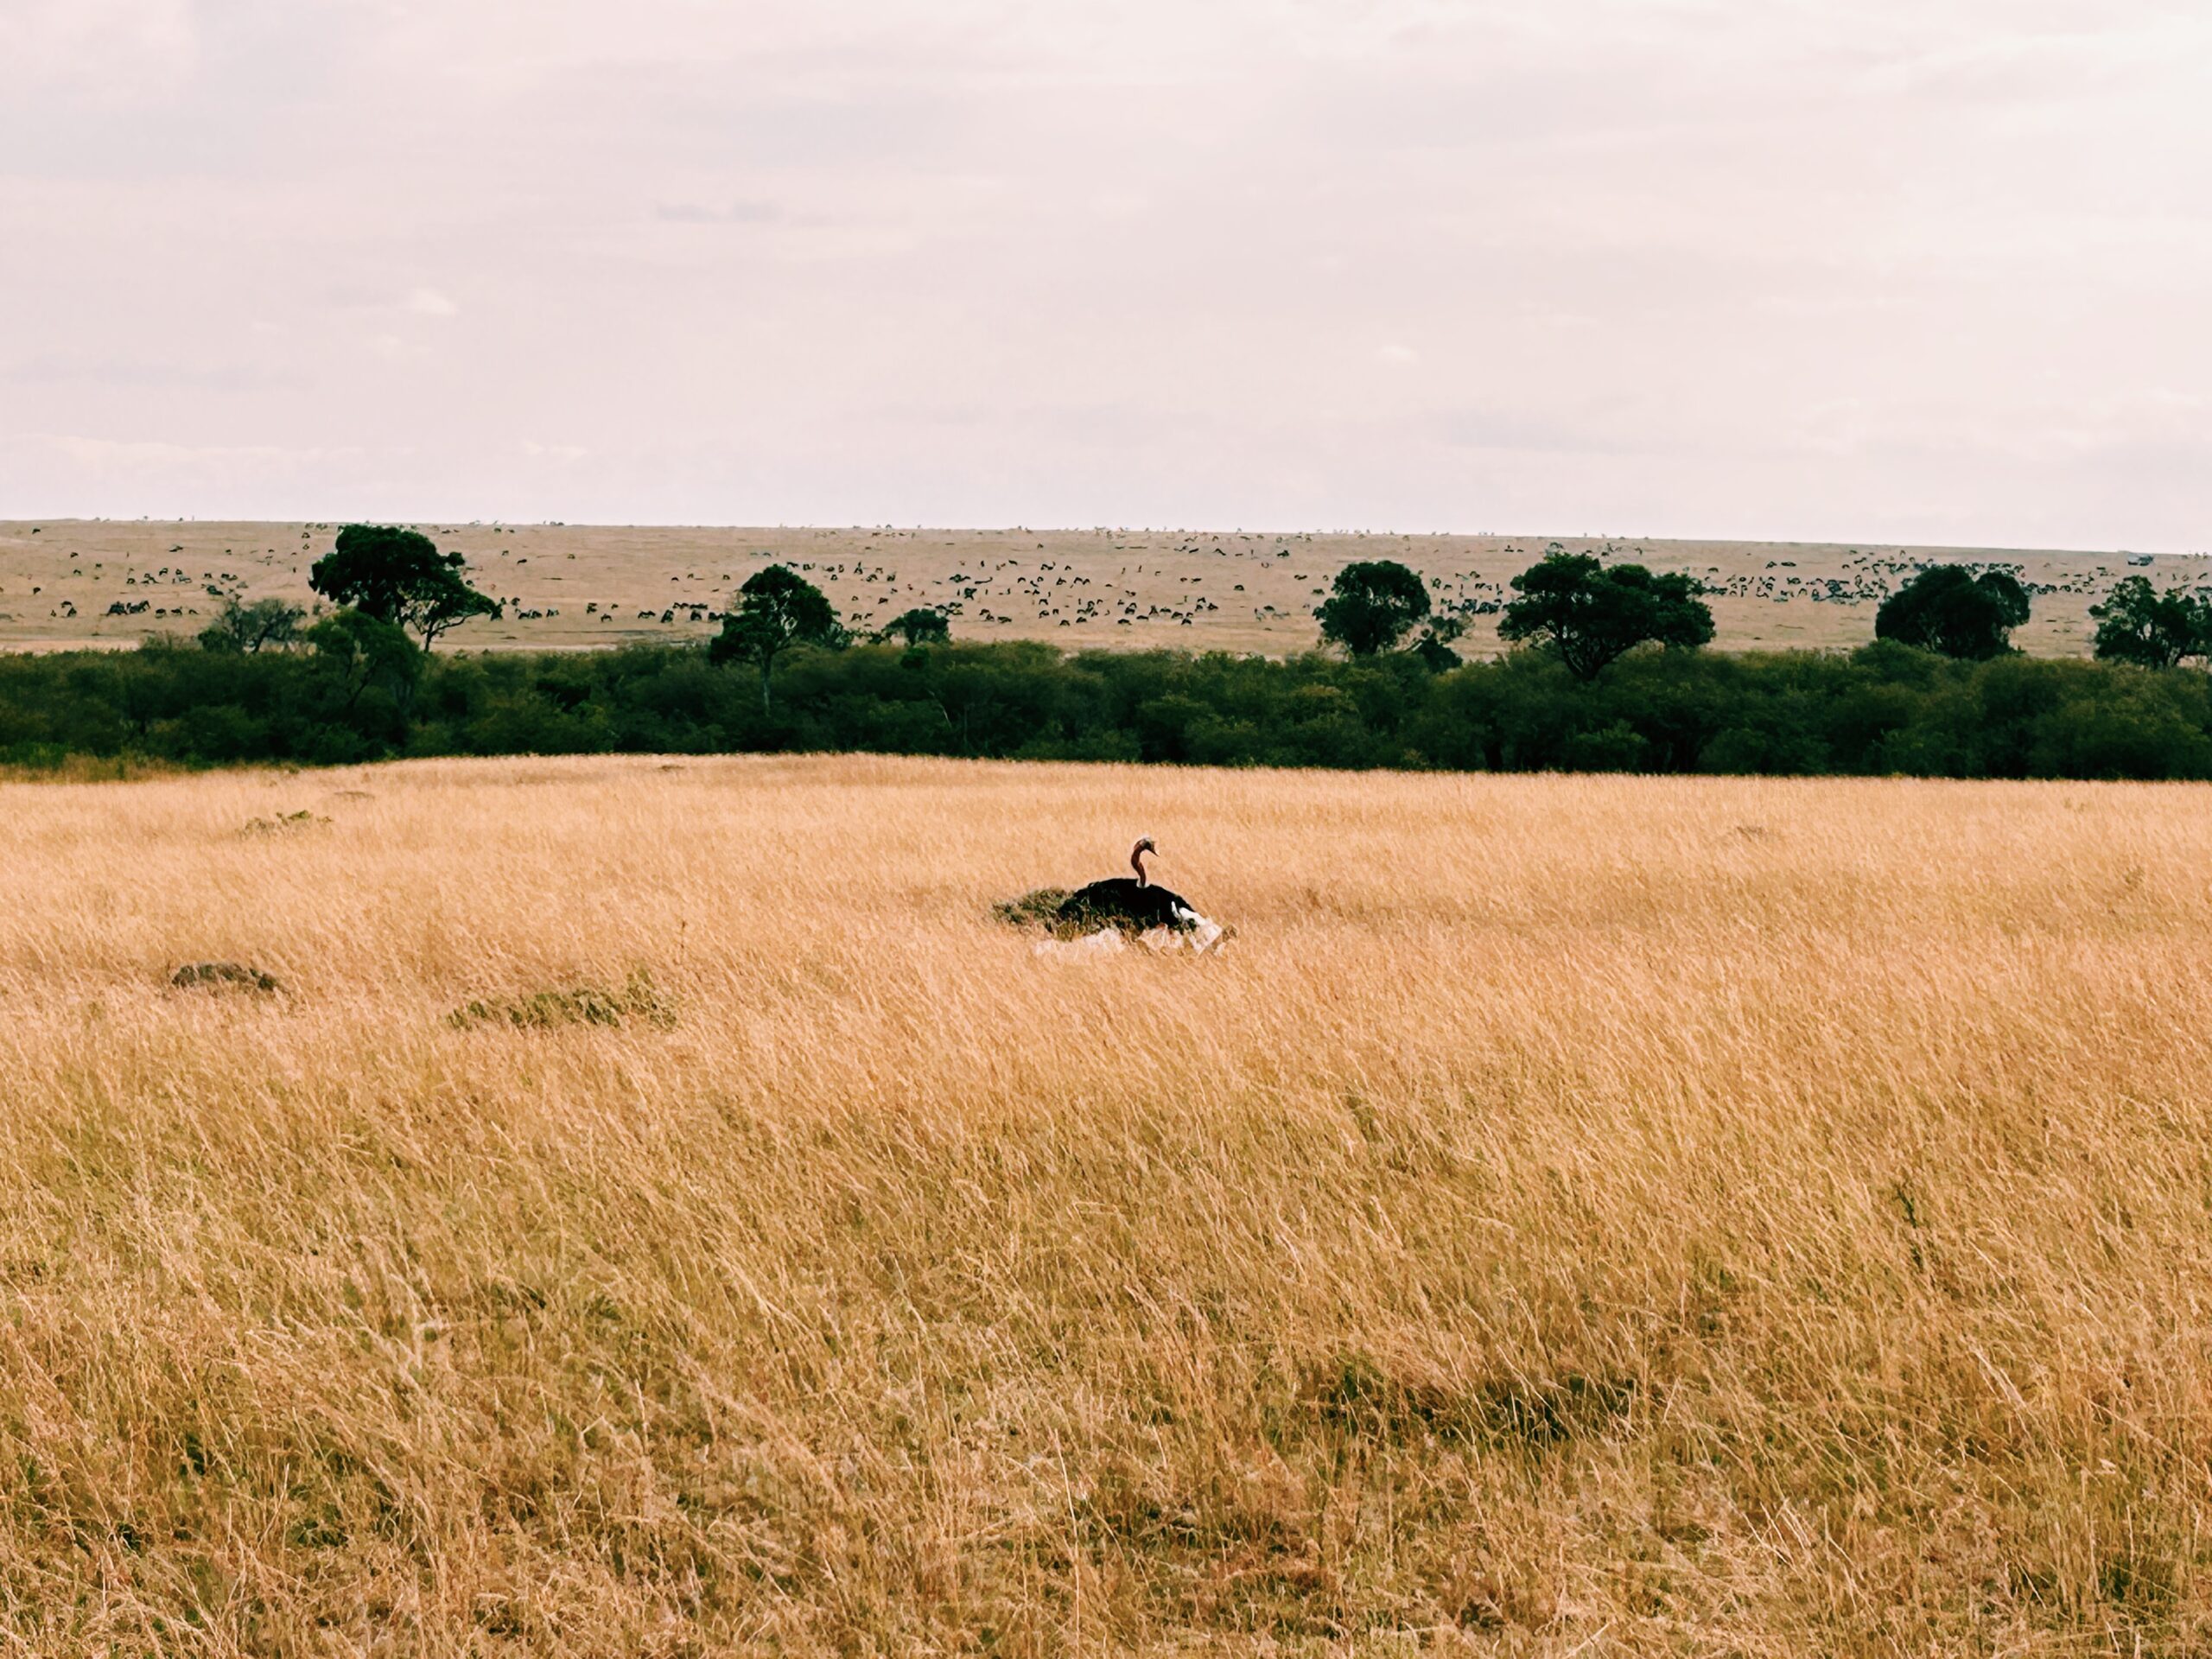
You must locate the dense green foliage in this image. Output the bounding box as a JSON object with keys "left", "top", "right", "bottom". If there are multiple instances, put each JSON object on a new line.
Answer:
{"left": 308, "top": 524, "right": 502, "bottom": 648}
{"left": 709, "top": 564, "right": 850, "bottom": 709}
{"left": 6, "top": 631, "right": 2212, "bottom": 779}
{"left": 1314, "top": 561, "right": 1433, "bottom": 657}
{"left": 880, "top": 607, "right": 951, "bottom": 646}
{"left": 197, "top": 595, "right": 305, "bottom": 654}
{"left": 2091, "top": 575, "right": 2212, "bottom": 671}
{"left": 1875, "top": 564, "right": 2032, "bottom": 659}
{"left": 1498, "top": 552, "right": 1716, "bottom": 680}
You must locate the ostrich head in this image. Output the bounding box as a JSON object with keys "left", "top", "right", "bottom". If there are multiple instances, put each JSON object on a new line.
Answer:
{"left": 1130, "top": 836, "right": 1157, "bottom": 886}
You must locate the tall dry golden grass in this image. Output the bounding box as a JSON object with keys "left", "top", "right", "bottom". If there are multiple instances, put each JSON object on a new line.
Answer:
{"left": 2, "top": 753, "right": 2209, "bottom": 1655}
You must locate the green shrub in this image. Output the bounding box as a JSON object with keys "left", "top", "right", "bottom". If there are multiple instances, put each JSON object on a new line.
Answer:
{"left": 3, "top": 630, "right": 2212, "bottom": 781}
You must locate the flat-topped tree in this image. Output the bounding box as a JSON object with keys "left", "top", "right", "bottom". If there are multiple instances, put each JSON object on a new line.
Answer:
{"left": 309, "top": 524, "right": 501, "bottom": 649}
{"left": 881, "top": 608, "right": 950, "bottom": 646}
{"left": 410, "top": 569, "right": 503, "bottom": 649}
{"left": 199, "top": 596, "right": 303, "bottom": 654}
{"left": 710, "top": 565, "right": 848, "bottom": 710}
{"left": 1499, "top": 552, "right": 1714, "bottom": 681}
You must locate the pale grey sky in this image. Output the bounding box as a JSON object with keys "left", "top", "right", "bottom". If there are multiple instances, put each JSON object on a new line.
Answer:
{"left": 3, "top": 0, "right": 2208, "bottom": 546}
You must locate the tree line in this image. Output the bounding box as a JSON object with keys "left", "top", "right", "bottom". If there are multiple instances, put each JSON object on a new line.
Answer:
{"left": 9, "top": 524, "right": 2212, "bottom": 779}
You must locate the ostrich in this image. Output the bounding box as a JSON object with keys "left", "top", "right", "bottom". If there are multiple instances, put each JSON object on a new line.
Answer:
{"left": 1056, "top": 836, "right": 1201, "bottom": 933}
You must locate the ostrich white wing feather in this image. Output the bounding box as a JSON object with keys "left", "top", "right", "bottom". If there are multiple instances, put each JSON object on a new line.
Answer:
{"left": 1031, "top": 915, "right": 1227, "bottom": 961}
{"left": 1033, "top": 929, "right": 1127, "bottom": 960}
{"left": 1141, "top": 915, "right": 1226, "bottom": 953}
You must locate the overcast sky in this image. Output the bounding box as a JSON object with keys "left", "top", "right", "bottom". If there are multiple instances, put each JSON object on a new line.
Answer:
{"left": 3, "top": 0, "right": 2208, "bottom": 547}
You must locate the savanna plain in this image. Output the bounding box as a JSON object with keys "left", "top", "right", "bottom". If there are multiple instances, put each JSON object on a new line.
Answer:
{"left": 7, "top": 518, "right": 2206, "bottom": 658}
{"left": 3, "top": 754, "right": 2209, "bottom": 1656}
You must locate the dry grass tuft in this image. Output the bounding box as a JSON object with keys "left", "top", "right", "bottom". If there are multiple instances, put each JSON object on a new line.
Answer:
{"left": 168, "top": 959, "right": 282, "bottom": 994}
{"left": 993, "top": 886, "right": 1073, "bottom": 930}
{"left": 240, "top": 810, "right": 330, "bottom": 836}
{"left": 448, "top": 969, "right": 675, "bottom": 1031}
{"left": 2, "top": 753, "right": 2209, "bottom": 1654}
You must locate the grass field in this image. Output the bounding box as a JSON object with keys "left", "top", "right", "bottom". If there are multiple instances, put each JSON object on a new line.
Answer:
{"left": 3, "top": 755, "right": 2210, "bottom": 1653}
{"left": 4, "top": 518, "right": 2208, "bottom": 658}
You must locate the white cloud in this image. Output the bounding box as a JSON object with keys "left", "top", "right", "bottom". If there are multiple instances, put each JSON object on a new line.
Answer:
{"left": 406, "top": 288, "right": 461, "bottom": 319}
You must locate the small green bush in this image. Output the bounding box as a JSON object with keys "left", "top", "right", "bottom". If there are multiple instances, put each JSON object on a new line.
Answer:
{"left": 991, "top": 887, "right": 1071, "bottom": 929}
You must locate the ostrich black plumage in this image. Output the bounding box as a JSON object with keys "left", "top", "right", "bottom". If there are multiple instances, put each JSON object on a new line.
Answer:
{"left": 1056, "top": 836, "right": 1199, "bottom": 931}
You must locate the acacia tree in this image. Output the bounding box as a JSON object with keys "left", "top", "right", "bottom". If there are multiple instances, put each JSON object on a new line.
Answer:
{"left": 709, "top": 565, "right": 847, "bottom": 709}
{"left": 1498, "top": 553, "right": 1713, "bottom": 681}
{"left": 880, "top": 607, "right": 950, "bottom": 646}
{"left": 198, "top": 596, "right": 305, "bottom": 653}
{"left": 411, "top": 571, "right": 503, "bottom": 648}
{"left": 1315, "top": 560, "right": 1431, "bottom": 656}
{"left": 1874, "top": 565, "right": 2031, "bottom": 659}
{"left": 2090, "top": 575, "right": 2210, "bottom": 670}
{"left": 308, "top": 524, "right": 501, "bottom": 649}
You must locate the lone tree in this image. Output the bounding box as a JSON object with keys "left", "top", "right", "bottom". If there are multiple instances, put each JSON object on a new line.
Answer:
{"left": 1874, "top": 565, "right": 2030, "bottom": 659}
{"left": 1315, "top": 560, "right": 1431, "bottom": 656}
{"left": 880, "top": 607, "right": 950, "bottom": 646}
{"left": 308, "top": 524, "right": 501, "bottom": 649}
{"left": 1497, "top": 552, "right": 1714, "bottom": 681}
{"left": 198, "top": 596, "right": 304, "bottom": 654}
{"left": 2090, "top": 575, "right": 2210, "bottom": 670}
{"left": 709, "top": 565, "right": 847, "bottom": 709}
